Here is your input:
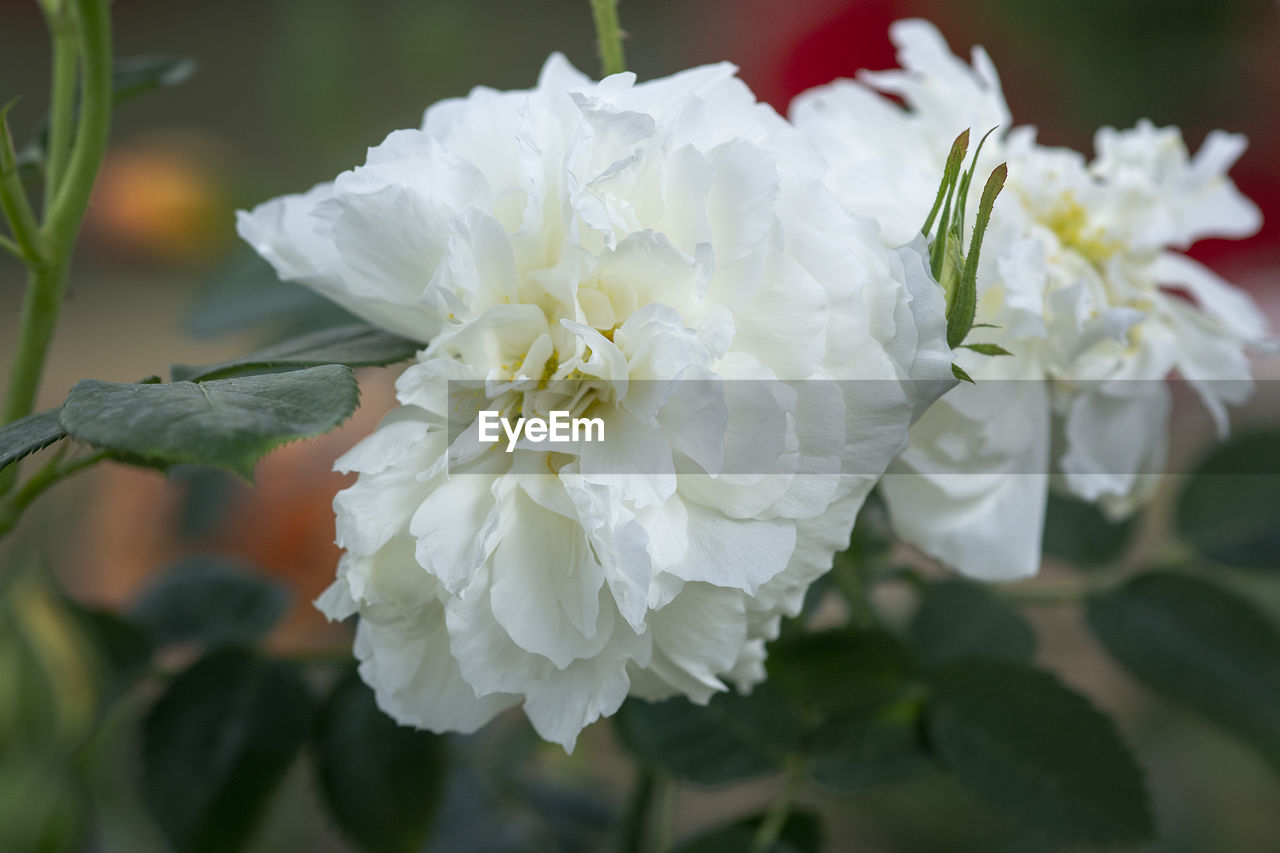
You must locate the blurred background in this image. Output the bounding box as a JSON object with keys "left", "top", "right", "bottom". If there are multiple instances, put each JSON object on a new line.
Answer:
{"left": 1, "top": 0, "right": 1279, "bottom": 850}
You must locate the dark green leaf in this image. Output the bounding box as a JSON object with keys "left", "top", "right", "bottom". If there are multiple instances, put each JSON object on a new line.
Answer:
{"left": 130, "top": 556, "right": 289, "bottom": 648}
{"left": 672, "top": 809, "right": 821, "bottom": 853}
{"left": 927, "top": 660, "right": 1153, "bottom": 845}
{"left": 1042, "top": 491, "right": 1136, "bottom": 566}
{"left": 313, "top": 671, "right": 447, "bottom": 853}
{"left": 111, "top": 55, "right": 199, "bottom": 104}
{"left": 808, "top": 698, "right": 935, "bottom": 790}
{"left": 767, "top": 628, "right": 916, "bottom": 716}
{"left": 0, "top": 408, "right": 66, "bottom": 471}
{"left": 614, "top": 687, "right": 798, "bottom": 785}
{"left": 185, "top": 249, "right": 358, "bottom": 340}
{"left": 1087, "top": 572, "right": 1280, "bottom": 773}
{"left": 58, "top": 364, "right": 360, "bottom": 479}
{"left": 0, "top": 756, "right": 87, "bottom": 853}
{"left": 171, "top": 323, "right": 420, "bottom": 382}
{"left": 142, "top": 648, "right": 314, "bottom": 853}
{"left": 844, "top": 489, "right": 893, "bottom": 568}
{"left": 68, "top": 604, "right": 153, "bottom": 702}
{"left": 909, "top": 580, "right": 1035, "bottom": 666}
{"left": 1176, "top": 430, "right": 1280, "bottom": 570}
{"left": 952, "top": 364, "right": 975, "bottom": 383}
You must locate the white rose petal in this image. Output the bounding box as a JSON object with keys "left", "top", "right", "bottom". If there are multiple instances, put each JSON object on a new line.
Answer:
{"left": 793, "top": 19, "right": 1271, "bottom": 580}
{"left": 243, "top": 53, "right": 953, "bottom": 749}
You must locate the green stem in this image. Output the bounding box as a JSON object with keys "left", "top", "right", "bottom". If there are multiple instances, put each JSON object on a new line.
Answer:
{"left": 588, "top": 0, "right": 627, "bottom": 77}
{"left": 750, "top": 758, "right": 804, "bottom": 852}
{"left": 652, "top": 773, "right": 674, "bottom": 852}
{"left": 1, "top": 0, "right": 111, "bottom": 491}
{"left": 43, "top": 0, "right": 112, "bottom": 262}
{"left": 0, "top": 102, "right": 46, "bottom": 266}
{"left": 2, "top": 261, "right": 66, "bottom": 425}
{"left": 0, "top": 233, "right": 21, "bottom": 259}
{"left": 618, "top": 764, "right": 657, "bottom": 853}
{"left": 997, "top": 573, "right": 1125, "bottom": 605}
{"left": 42, "top": 2, "right": 81, "bottom": 214}
{"left": 831, "top": 554, "right": 878, "bottom": 627}
{"left": 0, "top": 448, "right": 106, "bottom": 538}
{"left": 275, "top": 648, "right": 356, "bottom": 666}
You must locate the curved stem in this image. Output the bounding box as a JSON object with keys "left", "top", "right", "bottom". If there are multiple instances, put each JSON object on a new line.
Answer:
{"left": 0, "top": 102, "right": 45, "bottom": 266}
{"left": 617, "top": 764, "right": 657, "bottom": 853}
{"left": 44, "top": 0, "right": 112, "bottom": 260}
{"left": 750, "top": 758, "right": 804, "bottom": 852}
{"left": 997, "top": 572, "right": 1126, "bottom": 605}
{"left": 0, "top": 448, "right": 107, "bottom": 538}
{"left": 42, "top": 2, "right": 80, "bottom": 213}
{"left": 2, "top": 0, "right": 111, "bottom": 493}
{"left": 589, "top": 0, "right": 627, "bottom": 77}
{"left": 0, "top": 233, "right": 21, "bottom": 260}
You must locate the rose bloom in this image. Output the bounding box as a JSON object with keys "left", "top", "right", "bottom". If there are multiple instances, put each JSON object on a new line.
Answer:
{"left": 238, "top": 55, "right": 953, "bottom": 748}
{"left": 792, "top": 19, "right": 1270, "bottom": 580}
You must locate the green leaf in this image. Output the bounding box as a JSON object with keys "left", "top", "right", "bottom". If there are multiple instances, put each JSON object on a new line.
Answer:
{"left": 312, "top": 671, "right": 448, "bottom": 853}
{"left": 908, "top": 580, "right": 1035, "bottom": 666}
{"left": 1087, "top": 572, "right": 1280, "bottom": 774}
{"left": 171, "top": 323, "right": 420, "bottom": 382}
{"left": 130, "top": 556, "right": 290, "bottom": 649}
{"left": 0, "top": 408, "right": 66, "bottom": 472}
{"left": 1176, "top": 430, "right": 1280, "bottom": 570}
{"left": 960, "top": 342, "right": 1012, "bottom": 357}
{"left": 68, "top": 604, "right": 153, "bottom": 702}
{"left": 926, "top": 660, "right": 1154, "bottom": 845}
{"left": 0, "top": 756, "right": 86, "bottom": 853}
{"left": 808, "top": 698, "right": 935, "bottom": 790}
{"left": 58, "top": 364, "right": 360, "bottom": 479}
{"left": 767, "top": 628, "right": 916, "bottom": 716}
{"left": 111, "top": 55, "right": 199, "bottom": 104}
{"left": 951, "top": 364, "right": 975, "bottom": 383}
{"left": 1042, "top": 491, "right": 1136, "bottom": 566}
{"left": 185, "top": 249, "right": 358, "bottom": 340}
{"left": 613, "top": 687, "right": 798, "bottom": 785}
{"left": 142, "top": 648, "right": 314, "bottom": 853}
{"left": 672, "top": 809, "right": 822, "bottom": 853}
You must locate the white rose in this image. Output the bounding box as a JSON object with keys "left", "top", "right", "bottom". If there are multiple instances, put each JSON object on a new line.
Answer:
{"left": 792, "top": 19, "right": 1269, "bottom": 580}
{"left": 238, "top": 54, "right": 953, "bottom": 749}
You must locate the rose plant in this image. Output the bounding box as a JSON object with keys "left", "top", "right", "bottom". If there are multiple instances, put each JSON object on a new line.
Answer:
{"left": 0, "top": 2, "right": 1278, "bottom": 852}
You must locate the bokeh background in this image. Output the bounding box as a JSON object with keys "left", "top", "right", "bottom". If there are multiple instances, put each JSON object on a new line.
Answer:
{"left": 2, "top": 1, "right": 1279, "bottom": 850}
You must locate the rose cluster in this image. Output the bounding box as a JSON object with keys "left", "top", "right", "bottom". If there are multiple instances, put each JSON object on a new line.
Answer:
{"left": 239, "top": 22, "right": 1268, "bottom": 748}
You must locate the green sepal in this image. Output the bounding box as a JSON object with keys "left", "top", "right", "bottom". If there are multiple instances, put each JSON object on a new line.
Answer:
{"left": 961, "top": 343, "right": 1012, "bottom": 357}
{"left": 947, "top": 162, "right": 1007, "bottom": 349}
{"left": 921, "top": 129, "right": 969, "bottom": 238}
